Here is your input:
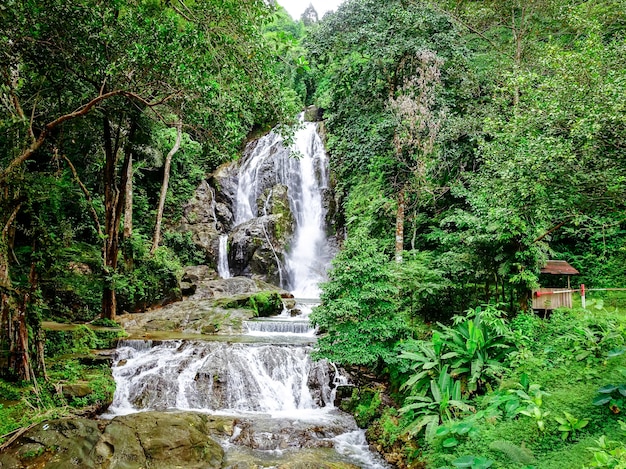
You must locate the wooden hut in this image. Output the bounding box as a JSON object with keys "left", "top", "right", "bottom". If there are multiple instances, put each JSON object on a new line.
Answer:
{"left": 532, "top": 260, "right": 580, "bottom": 311}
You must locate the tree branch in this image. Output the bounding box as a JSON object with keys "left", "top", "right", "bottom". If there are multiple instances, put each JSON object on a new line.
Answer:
{"left": 0, "top": 89, "right": 180, "bottom": 183}
{"left": 61, "top": 155, "right": 103, "bottom": 238}
{"left": 533, "top": 218, "right": 572, "bottom": 244}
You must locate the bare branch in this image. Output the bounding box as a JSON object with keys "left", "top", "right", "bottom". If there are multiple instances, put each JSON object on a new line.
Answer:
{"left": 61, "top": 155, "right": 103, "bottom": 238}
{"left": 533, "top": 218, "right": 571, "bottom": 243}
{"left": 0, "top": 89, "right": 180, "bottom": 182}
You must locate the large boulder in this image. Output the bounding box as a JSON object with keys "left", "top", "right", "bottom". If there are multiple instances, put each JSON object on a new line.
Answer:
{"left": 227, "top": 183, "right": 294, "bottom": 286}
{"left": 177, "top": 180, "right": 221, "bottom": 264}
{"left": 0, "top": 412, "right": 233, "bottom": 469}
{"left": 116, "top": 286, "right": 288, "bottom": 336}
{"left": 209, "top": 161, "right": 239, "bottom": 229}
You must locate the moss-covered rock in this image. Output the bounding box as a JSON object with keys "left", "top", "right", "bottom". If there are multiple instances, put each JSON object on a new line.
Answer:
{"left": 0, "top": 412, "right": 233, "bottom": 469}
{"left": 216, "top": 291, "right": 283, "bottom": 317}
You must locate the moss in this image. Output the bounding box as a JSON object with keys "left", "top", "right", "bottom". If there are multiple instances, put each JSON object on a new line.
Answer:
{"left": 44, "top": 324, "right": 126, "bottom": 357}
{"left": 0, "top": 359, "right": 115, "bottom": 445}
{"left": 214, "top": 291, "right": 283, "bottom": 317}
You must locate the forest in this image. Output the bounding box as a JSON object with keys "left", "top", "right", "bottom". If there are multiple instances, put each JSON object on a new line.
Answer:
{"left": 1, "top": 0, "right": 626, "bottom": 468}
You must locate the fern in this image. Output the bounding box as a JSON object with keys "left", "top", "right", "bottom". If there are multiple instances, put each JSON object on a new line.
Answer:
{"left": 489, "top": 440, "right": 536, "bottom": 465}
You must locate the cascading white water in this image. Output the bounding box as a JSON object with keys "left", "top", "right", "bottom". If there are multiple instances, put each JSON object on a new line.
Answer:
{"left": 284, "top": 121, "right": 329, "bottom": 298}
{"left": 108, "top": 340, "right": 334, "bottom": 415}
{"left": 233, "top": 118, "right": 331, "bottom": 295}
{"left": 244, "top": 320, "right": 315, "bottom": 336}
{"left": 234, "top": 132, "right": 284, "bottom": 225}
{"left": 104, "top": 117, "right": 390, "bottom": 468}
{"left": 217, "top": 234, "right": 230, "bottom": 279}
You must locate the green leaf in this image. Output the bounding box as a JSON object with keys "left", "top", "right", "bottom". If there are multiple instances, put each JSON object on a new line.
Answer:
{"left": 443, "top": 437, "right": 459, "bottom": 447}
{"left": 452, "top": 456, "right": 478, "bottom": 468}
{"left": 592, "top": 395, "right": 612, "bottom": 406}
{"left": 607, "top": 348, "right": 625, "bottom": 358}
{"left": 598, "top": 385, "right": 618, "bottom": 394}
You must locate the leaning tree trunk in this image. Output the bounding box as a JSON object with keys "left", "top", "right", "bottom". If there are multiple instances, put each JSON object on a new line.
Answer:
{"left": 395, "top": 186, "right": 406, "bottom": 263}
{"left": 150, "top": 122, "right": 182, "bottom": 255}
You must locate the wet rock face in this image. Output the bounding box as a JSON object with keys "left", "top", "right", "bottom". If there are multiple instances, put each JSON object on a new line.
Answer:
{"left": 178, "top": 180, "right": 221, "bottom": 264}
{"left": 303, "top": 105, "right": 324, "bottom": 122}
{"left": 210, "top": 160, "right": 240, "bottom": 224}
{"left": 0, "top": 412, "right": 233, "bottom": 469}
{"left": 228, "top": 215, "right": 291, "bottom": 285}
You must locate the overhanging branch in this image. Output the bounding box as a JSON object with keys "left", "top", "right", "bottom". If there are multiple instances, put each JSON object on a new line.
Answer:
{"left": 0, "top": 90, "right": 180, "bottom": 183}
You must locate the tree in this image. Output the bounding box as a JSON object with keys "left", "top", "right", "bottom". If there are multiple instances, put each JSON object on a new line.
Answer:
{"left": 388, "top": 50, "right": 445, "bottom": 262}
{"left": 311, "top": 230, "right": 408, "bottom": 366}
{"left": 151, "top": 121, "right": 182, "bottom": 255}
{"left": 0, "top": 0, "right": 296, "bottom": 379}
{"left": 301, "top": 3, "right": 319, "bottom": 25}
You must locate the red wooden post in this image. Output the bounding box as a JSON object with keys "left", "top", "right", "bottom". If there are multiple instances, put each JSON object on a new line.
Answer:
{"left": 581, "top": 284, "right": 586, "bottom": 309}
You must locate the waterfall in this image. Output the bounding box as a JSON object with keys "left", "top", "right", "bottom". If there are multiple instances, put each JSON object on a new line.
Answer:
{"left": 284, "top": 121, "right": 329, "bottom": 297}
{"left": 217, "top": 234, "right": 230, "bottom": 279}
{"left": 233, "top": 118, "right": 331, "bottom": 296}
{"left": 109, "top": 341, "right": 334, "bottom": 415}
{"left": 104, "top": 116, "right": 390, "bottom": 468}
{"left": 234, "top": 132, "right": 284, "bottom": 225}
{"left": 244, "top": 320, "right": 315, "bottom": 335}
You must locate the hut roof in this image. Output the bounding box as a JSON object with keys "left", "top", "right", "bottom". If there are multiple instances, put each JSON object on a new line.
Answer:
{"left": 540, "top": 260, "right": 579, "bottom": 275}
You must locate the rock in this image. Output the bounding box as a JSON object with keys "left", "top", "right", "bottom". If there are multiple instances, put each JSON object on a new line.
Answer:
{"left": 210, "top": 163, "right": 239, "bottom": 229}
{"left": 177, "top": 181, "right": 222, "bottom": 264}
{"left": 116, "top": 296, "right": 250, "bottom": 336}
{"left": 303, "top": 105, "right": 324, "bottom": 122}
{"left": 61, "top": 383, "right": 93, "bottom": 399}
{"left": 74, "top": 353, "right": 113, "bottom": 367}
{"left": 180, "top": 281, "right": 196, "bottom": 296}
{"left": 114, "top": 412, "right": 229, "bottom": 468}
{"left": 68, "top": 261, "right": 93, "bottom": 275}
{"left": 182, "top": 265, "right": 217, "bottom": 284}
{"left": 215, "top": 291, "right": 284, "bottom": 318}
{"left": 229, "top": 215, "right": 291, "bottom": 285}
{"left": 191, "top": 277, "right": 260, "bottom": 300}
{"left": 0, "top": 412, "right": 233, "bottom": 469}
{"left": 334, "top": 384, "right": 356, "bottom": 408}
{"left": 181, "top": 265, "right": 217, "bottom": 297}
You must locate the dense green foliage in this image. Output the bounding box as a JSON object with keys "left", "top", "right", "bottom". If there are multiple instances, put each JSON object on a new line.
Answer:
{"left": 304, "top": 0, "right": 626, "bottom": 467}
{"left": 0, "top": 0, "right": 305, "bottom": 379}
{"left": 1, "top": 1, "right": 626, "bottom": 467}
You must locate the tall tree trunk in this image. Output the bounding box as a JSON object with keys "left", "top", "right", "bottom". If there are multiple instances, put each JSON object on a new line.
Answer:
{"left": 151, "top": 122, "right": 182, "bottom": 255}
{"left": 0, "top": 204, "right": 33, "bottom": 381}
{"left": 395, "top": 186, "right": 406, "bottom": 263}
{"left": 27, "top": 250, "right": 46, "bottom": 380}
{"left": 102, "top": 116, "right": 119, "bottom": 321}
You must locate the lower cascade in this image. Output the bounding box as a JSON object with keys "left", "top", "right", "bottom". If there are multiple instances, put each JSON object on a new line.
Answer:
{"left": 106, "top": 338, "right": 390, "bottom": 468}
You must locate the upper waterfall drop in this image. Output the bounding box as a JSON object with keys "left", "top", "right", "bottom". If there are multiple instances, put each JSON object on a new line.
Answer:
{"left": 284, "top": 120, "right": 330, "bottom": 298}
{"left": 232, "top": 116, "right": 332, "bottom": 296}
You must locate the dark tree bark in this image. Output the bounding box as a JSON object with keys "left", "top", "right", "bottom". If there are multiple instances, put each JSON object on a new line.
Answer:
{"left": 102, "top": 115, "right": 134, "bottom": 320}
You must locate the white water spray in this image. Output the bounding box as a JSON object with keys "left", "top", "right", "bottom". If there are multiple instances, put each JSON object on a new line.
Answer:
{"left": 233, "top": 118, "right": 331, "bottom": 296}
{"left": 217, "top": 234, "right": 230, "bottom": 279}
